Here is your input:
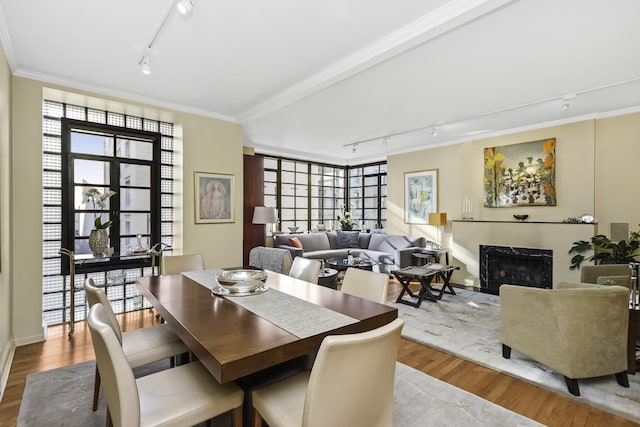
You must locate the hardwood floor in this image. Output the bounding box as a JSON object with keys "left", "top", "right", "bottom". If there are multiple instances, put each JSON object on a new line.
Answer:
{"left": 0, "top": 283, "right": 636, "bottom": 426}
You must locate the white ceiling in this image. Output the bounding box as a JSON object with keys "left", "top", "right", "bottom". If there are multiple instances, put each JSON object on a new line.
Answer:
{"left": 1, "top": 0, "right": 639, "bottom": 164}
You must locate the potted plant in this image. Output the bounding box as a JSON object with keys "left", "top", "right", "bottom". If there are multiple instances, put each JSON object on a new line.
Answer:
{"left": 86, "top": 187, "right": 116, "bottom": 256}
{"left": 568, "top": 225, "right": 640, "bottom": 269}
{"left": 337, "top": 204, "right": 357, "bottom": 231}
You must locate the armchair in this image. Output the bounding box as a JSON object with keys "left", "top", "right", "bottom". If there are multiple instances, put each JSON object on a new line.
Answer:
{"left": 500, "top": 282, "right": 630, "bottom": 396}
{"left": 580, "top": 264, "right": 631, "bottom": 289}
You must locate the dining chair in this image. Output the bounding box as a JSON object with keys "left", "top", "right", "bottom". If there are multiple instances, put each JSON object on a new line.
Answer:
{"left": 252, "top": 318, "right": 404, "bottom": 427}
{"left": 84, "top": 278, "right": 189, "bottom": 412}
{"left": 160, "top": 253, "right": 205, "bottom": 275}
{"left": 341, "top": 267, "right": 389, "bottom": 304}
{"left": 289, "top": 257, "right": 322, "bottom": 284}
{"left": 87, "top": 303, "right": 244, "bottom": 427}
{"left": 249, "top": 246, "right": 293, "bottom": 274}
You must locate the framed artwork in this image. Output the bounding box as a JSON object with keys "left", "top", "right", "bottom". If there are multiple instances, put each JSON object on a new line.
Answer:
{"left": 483, "top": 138, "right": 556, "bottom": 208}
{"left": 194, "top": 172, "right": 235, "bottom": 223}
{"left": 404, "top": 169, "right": 438, "bottom": 224}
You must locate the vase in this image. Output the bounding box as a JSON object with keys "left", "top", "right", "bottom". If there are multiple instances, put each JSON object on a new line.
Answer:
{"left": 88, "top": 229, "right": 108, "bottom": 257}
{"left": 341, "top": 225, "right": 352, "bottom": 231}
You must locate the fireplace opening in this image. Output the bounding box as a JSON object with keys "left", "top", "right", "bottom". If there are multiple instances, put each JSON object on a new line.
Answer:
{"left": 480, "top": 245, "right": 553, "bottom": 294}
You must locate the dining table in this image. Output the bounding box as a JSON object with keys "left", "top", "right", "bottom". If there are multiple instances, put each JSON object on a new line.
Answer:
{"left": 135, "top": 269, "right": 398, "bottom": 386}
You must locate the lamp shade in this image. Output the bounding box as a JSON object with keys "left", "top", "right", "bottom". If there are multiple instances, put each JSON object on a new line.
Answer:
{"left": 429, "top": 212, "right": 447, "bottom": 226}
{"left": 252, "top": 206, "right": 277, "bottom": 224}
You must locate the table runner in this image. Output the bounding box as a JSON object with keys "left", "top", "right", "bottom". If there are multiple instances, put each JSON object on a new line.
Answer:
{"left": 182, "top": 269, "right": 358, "bottom": 338}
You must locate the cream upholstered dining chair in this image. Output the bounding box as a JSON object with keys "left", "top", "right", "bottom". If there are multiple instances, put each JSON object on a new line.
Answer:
{"left": 289, "top": 257, "right": 322, "bottom": 284}
{"left": 252, "top": 318, "right": 404, "bottom": 427}
{"left": 87, "top": 303, "right": 244, "bottom": 427}
{"left": 341, "top": 267, "right": 389, "bottom": 304}
{"left": 84, "top": 278, "right": 189, "bottom": 412}
{"left": 500, "top": 282, "right": 630, "bottom": 396}
{"left": 160, "top": 253, "right": 205, "bottom": 275}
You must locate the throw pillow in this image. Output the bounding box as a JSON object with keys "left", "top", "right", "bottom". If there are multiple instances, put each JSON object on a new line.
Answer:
{"left": 288, "top": 237, "right": 303, "bottom": 249}
{"left": 336, "top": 231, "right": 359, "bottom": 249}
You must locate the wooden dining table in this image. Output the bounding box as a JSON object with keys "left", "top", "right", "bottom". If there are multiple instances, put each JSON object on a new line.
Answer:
{"left": 135, "top": 269, "right": 398, "bottom": 385}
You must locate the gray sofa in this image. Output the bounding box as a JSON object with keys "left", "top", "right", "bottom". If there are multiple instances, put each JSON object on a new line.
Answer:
{"left": 273, "top": 231, "right": 425, "bottom": 274}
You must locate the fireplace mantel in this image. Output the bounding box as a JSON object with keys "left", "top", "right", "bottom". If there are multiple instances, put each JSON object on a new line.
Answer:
{"left": 452, "top": 220, "right": 596, "bottom": 225}
{"left": 450, "top": 220, "right": 597, "bottom": 286}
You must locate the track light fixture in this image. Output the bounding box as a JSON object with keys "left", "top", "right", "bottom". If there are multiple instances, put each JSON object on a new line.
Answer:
{"left": 177, "top": 0, "right": 195, "bottom": 18}
{"left": 137, "top": 0, "right": 195, "bottom": 74}
{"left": 432, "top": 125, "right": 440, "bottom": 137}
{"left": 352, "top": 144, "right": 358, "bottom": 153}
{"left": 382, "top": 136, "right": 389, "bottom": 147}
{"left": 140, "top": 53, "right": 151, "bottom": 75}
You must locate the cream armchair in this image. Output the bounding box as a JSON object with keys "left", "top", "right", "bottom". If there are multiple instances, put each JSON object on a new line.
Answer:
{"left": 500, "top": 282, "right": 630, "bottom": 396}
{"left": 580, "top": 264, "right": 631, "bottom": 288}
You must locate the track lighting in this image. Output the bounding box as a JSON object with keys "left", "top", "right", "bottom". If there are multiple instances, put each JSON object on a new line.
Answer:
{"left": 177, "top": 0, "right": 194, "bottom": 17}
{"left": 352, "top": 144, "right": 357, "bottom": 153}
{"left": 382, "top": 136, "right": 389, "bottom": 147}
{"left": 432, "top": 125, "right": 440, "bottom": 137}
{"left": 140, "top": 54, "right": 151, "bottom": 75}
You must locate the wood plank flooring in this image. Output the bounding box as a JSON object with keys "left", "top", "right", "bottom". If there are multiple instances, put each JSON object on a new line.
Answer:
{"left": 0, "top": 282, "right": 636, "bottom": 426}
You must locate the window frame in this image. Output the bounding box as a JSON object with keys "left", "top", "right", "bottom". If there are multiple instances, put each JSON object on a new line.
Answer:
{"left": 60, "top": 118, "right": 161, "bottom": 274}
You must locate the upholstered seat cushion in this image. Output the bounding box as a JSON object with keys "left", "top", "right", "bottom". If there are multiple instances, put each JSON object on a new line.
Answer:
{"left": 303, "top": 249, "right": 350, "bottom": 260}
{"left": 122, "top": 324, "right": 188, "bottom": 369}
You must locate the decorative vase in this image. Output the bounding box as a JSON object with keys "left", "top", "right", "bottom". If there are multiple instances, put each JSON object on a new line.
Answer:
{"left": 88, "top": 229, "right": 108, "bottom": 257}
{"left": 341, "top": 225, "right": 352, "bottom": 231}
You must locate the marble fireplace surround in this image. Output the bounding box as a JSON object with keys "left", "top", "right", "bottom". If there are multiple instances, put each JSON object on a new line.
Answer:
{"left": 479, "top": 245, "right": 553, "bottom": 294}
{"left": 450, "top": 220, "right": 597, "bottom": 287}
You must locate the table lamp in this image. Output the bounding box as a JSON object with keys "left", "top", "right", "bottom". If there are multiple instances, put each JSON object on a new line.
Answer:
{"left": 429, "top": 212, "right": 447, "bottom": 245}
{"left": 252, "top": 206, "right": 278, "bottom": 233}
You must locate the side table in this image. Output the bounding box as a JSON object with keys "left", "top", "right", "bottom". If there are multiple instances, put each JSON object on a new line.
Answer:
{"left": 318, "top": 268, "right": 339, "bottom": 289}
{"left": 392, "top": 264, "right": 460, "bottom": 308}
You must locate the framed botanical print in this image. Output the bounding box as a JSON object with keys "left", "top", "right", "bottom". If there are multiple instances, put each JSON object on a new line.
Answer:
{"left": 194, "top": 172, "right": 235, "bottom": 224}
{"left": 404, "top": 169, "right": 438, "bottom": 224}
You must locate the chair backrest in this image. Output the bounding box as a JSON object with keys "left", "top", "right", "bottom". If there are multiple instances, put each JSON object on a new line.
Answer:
{"left": 289, "top": 257, "right": 322, "bottom": 284}
{"left": 249, "top": 246, "right": 293, "bottom": 274}
{"left": 160, "top": 253, "right": 205, "bottom": 275}
{"left": 84, "top": 278, "right": 123, "bottom": 343}
{"left": 580, "top": 264, "right": 631, "bottom": 288}
{"left": 87, "top": 303, "right": 140, "bottom": 427}
{"left": 341, "top": 267, "right": 389, "bottom": 304}
{"left": 303, "top": 318, "right": 404, "bottom": 427}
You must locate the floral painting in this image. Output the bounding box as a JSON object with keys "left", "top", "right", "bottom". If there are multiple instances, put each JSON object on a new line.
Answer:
{"left": 483, "top": 138, "right": 556, "bottom": 208}
{"left": 405, "top": 169, "right": 438, "bottom": 224}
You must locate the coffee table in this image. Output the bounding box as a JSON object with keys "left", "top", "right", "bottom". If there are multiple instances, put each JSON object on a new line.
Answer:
{"left": 325, "top": 257, "right": 378, "bottom": 272}
{"left": 391, "top": 264, "right": 460, "bottom": 308}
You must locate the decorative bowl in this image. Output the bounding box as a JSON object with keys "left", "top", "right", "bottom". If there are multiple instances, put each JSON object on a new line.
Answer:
{"left": 215, "top": 269, "right": 268, "bottom": 294}
{"left": 288, "top": 226, "right": 300, "bottom": 233}
{"left": 513, "top": 214, "right": 529, "bottom": 222}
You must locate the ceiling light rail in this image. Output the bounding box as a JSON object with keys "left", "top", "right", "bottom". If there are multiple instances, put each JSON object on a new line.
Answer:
{"left": 137, "top": 0, "right": 195, "bottom": 75}
{"left": 342, "top": 77, "right": 640, "bottom": 151}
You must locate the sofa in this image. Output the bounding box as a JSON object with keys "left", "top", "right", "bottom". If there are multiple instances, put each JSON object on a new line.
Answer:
{"left": 273, "top": 231, "right": 425, "bottom": 274}
{"left": 500, "top": 281, "right": 630, "bottom": 396}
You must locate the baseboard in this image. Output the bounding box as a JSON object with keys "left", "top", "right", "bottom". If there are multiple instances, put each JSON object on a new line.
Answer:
{"left": 0, "top": 339, "right": 16, "bottom": 402}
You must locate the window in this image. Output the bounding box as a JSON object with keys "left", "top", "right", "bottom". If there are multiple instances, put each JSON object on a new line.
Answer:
{"left": 42, "top": 100, "right": 175, "bottom": 327}
{"left": 61, "top": 118, "right": 160, "bottom": 265}
{"left": 263, "top": 156, "right": 385, "bottom": 231}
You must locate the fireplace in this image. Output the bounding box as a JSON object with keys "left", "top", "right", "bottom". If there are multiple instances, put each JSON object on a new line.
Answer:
{"left": 480, "top": 245, "right": 553, "bottom": 294}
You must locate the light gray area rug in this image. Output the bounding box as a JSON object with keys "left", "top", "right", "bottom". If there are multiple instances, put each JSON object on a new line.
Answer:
{"left": 389, "top": 288, "right": 640, "bottom": 424}
{"left": 17, "top": 359, "right": 542, "bottom": 426}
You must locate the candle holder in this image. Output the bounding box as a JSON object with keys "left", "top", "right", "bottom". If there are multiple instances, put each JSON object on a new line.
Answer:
{"left": 462, "top": 197, "right": 474, "bottom": 221}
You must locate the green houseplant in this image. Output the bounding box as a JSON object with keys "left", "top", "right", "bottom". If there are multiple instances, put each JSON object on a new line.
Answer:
{"left": 568, "top": 225, "right": 640, "bottom": 269}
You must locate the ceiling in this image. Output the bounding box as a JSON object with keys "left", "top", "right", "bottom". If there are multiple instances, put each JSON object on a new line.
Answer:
{"left": 1, "top": 0, "right": 639, "bottom": 165}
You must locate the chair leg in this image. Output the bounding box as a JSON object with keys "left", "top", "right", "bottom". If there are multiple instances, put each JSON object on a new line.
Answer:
{"left": 231, "top": 406, "right": 243, "bottom": 427}
{"left": 615, "top": 371, "right": 630, "bottom": 388}
{"left": 252, "top": 407, "right": 263, "bottom": 427}
{"left": 502, "top": 344, "right": 511, "bottom": 359}
{"left": 564, "top": 376, "right": 580, "bottom": 396}
{"left": 93, "top": 365, "right": 101, "bottom": 411}
{"left": 106, "top": 406, "right": 113, "bottom": 427}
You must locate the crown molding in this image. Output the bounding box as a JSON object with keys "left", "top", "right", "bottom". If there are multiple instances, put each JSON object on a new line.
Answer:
{"left": 238, "top": 0, "right": 516, "bottom": 122}
{"left": 0, "top": 1, "right": 17, "bottom": 72}
{"left": 13, "top": 68, "right": 239, "bottom": 123}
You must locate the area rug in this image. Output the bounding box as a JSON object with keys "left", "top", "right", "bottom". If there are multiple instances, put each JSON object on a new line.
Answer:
{"left": 17, "top": 359, "right": 542, "bottom": 426}
{"left": 388, "top": 288, "right": 640, "bottom": 424}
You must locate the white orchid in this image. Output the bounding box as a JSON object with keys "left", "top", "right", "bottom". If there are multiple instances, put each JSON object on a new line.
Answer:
{"left": 86, "top": 188, "right": 117, "bottom": 229}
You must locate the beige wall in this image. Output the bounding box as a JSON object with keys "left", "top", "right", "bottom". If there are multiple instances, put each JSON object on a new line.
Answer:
{"left": 8, "top": 77, "right": 243, "bottom": 347}
{"left": 388, "top": 117, "right": 640, "bottom": 286}
{"left": 0, "top": 41, "right": 14, "bottom": 395}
